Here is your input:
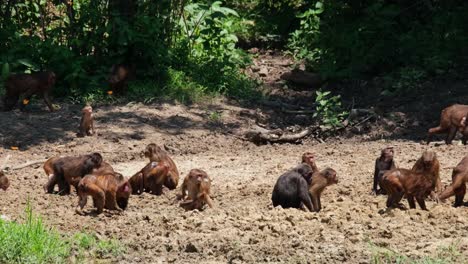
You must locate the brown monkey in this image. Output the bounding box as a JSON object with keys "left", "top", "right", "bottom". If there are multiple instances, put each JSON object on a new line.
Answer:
{"left": 427, "top": 104, "right": 468, "bottom": 145}
{"left": 411, "top": 150, "right": 441, "bottom": 201}
{"left": 308, "top": 168, "right": 338, "bottom": 212}
{"left": 76, "top": 172, "right": 131, "bottom": 214}
{"left": 372, "top": 147, "right": 396, "bottom": 195}
{"left": 382, "top": 151, "right": 440, "bottom": 210}
{"left": 77, "top": 105, "right": 94, "bottom": 137}
{"left": 439, "top": 155, "right": 468, "bottom": 207}
{"left": 272, "top": 164, "right": 314, "bottom": 211}
{"left": 3, "top": 71, "right": 56, "bottom": 111}
{"left": 128, "top": 161, "right": 170, "bottom": 195}
{"left": 0, "top": 171, "right": 9, "bottom": 191}
{"left": 301, "top": 152, "right": 319, "bottom": 173}
{"left": 43, "top": 153, "right": 103, "bottom": 194}
{"left": 179, "top": 169, "right": 213, "bottom": 210}
{"left": 108, "top": 64, "right": 130, "bottom": 94}
{"left": 92, "top": 161, "right": 115, "bottom": 175}
{"left": 144, "top": 143, "right": 179, "bottom": 190}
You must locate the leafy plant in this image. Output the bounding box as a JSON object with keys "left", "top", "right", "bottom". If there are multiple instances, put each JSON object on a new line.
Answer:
{"left": 313, "top": 90, "right": 347, "bottom": 128}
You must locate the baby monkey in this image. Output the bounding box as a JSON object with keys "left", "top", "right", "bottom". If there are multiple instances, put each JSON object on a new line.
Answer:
{"left": 78, "top": 105, "right": 94, "bottom": 137}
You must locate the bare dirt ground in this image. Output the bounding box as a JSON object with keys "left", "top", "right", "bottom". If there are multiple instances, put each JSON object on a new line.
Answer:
{"left": 0, "top": 99, "right": 467, "bottom": 264}
{"left": 1, "top": 51, "right": 468, "bottom": 263}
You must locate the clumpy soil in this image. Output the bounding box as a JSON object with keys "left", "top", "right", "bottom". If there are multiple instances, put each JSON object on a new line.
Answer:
{"left": 0, "top": 100, "right": 467, "bottom": 264}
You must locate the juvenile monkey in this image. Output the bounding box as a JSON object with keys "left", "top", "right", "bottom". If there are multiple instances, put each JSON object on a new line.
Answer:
{"left": 144, "top": 143, "right": 179, "bottom": 190}
{"left": 179, "top": 169, "right": 213, "bottom": 210}
{"left": 0, "top": 171, "right": 10, "bottom": 191}
{"left": 77, "top": 105, "right": 94, "bottom": 137}
{"left": 76, "top": 172, "right": 131, "bottom": 214}
{"left": 411, "top": 150, "right": 441, "bottom": 201}
{"left": 128, "top": 161, "right": 170, "bottom": 195}
{"left": 301, "top": 152, "right": 319, "bottom": 173}
{"left": 372, "top": 147, "right": 396, "bottom": 195}
{"left": 309, "top": 168, "right": 338, "bottom": 212}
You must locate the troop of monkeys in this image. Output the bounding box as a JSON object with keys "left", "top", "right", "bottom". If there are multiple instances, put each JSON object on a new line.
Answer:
{"left": 1, "top": 70, "right": 468, "bottom": 214}
{"left": 40, "top": 143, "right": 213, "bottom": 214}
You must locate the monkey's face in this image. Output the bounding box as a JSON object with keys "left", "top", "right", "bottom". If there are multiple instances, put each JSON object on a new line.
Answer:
{"left": 324, "top": 169, "right": 338, "bottom": 184}
{"left": 302, "top": 152, "right": 315, "bottom": 165}
{"left": 382, "top": 148, "right": 394, "bottom": 162}
{"left": 421, "top": 151, "right": 436, "bottom": 168}
{"left": 117, "top": 182, "right": 131, "bottom": 209}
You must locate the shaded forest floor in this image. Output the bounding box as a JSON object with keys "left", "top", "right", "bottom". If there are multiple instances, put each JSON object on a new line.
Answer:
{"left": 0, "top": 51, "right": 467, "bottom": 263}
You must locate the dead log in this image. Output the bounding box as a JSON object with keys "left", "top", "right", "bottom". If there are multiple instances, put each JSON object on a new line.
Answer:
{"left": 244, "top": 125, "right": 314, "bottom": 144}
{"left": 280, "top": 69, "right": 323, "bottom": 87}
{"left": 6, "top": 159, "right": 47, "bottom": 170}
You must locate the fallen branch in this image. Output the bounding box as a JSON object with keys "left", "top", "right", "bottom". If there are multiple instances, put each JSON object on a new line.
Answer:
{"left": 281, "top": 108, "right": 315, "bottom": 114}
{"left": 6, "top": 159, "right": 47, "bottom": 171}
{"left": 244, "top": 126, "right": 314, "bottom": 144}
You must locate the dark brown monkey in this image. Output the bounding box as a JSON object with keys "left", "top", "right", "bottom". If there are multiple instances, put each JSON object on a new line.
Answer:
{"left": 427, "top": 104, "right": 468, "bottom": 145}
{"left": 372, "top": 147, "right": 396, "bottom": 195}
{"left": 272, "top": 163, "right": 314, "bottom": 211}
{"left": 439, "top": 155, "right": 468, "bottom": 207}
{"left": 381, "top": 169, "right": 433, "bottom": 210}
{"left": 309, "top": 168, "right": 338, "bottom": 212}
{"left": 0, "top": 171, "right": 9, "bottom": 191}
{"left": 3, "top": 71, "right": 56, "bottom": 111}
{"left": 411, "top": 150, "right": 441, "bottom": 201}
{"left": 128, "top": 161, "right": 170, "bottom": 195}
{"left": 43, "top": 153, "right": 103, "bottom": 194}
{"left": 77, "top": 105, "right": 94, "bottom": 137}
{"left": 179, "top": 169, "right": 213, "bottom": 210}
{"left": 301, "top": 152, "right": 319, "bottom": 173}
{"left": 144, "top": 143, "right": 179, "bottom": 190}
{"left": 76, "top": 172, "right": 131, "bottom": 214}
{"left": 108, "top": 64, "right": 130, "bottom": 94}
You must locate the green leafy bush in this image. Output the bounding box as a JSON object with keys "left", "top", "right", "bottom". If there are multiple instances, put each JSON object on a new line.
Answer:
{"left": 313, "top": 90, "right": 347, "bottom": 128}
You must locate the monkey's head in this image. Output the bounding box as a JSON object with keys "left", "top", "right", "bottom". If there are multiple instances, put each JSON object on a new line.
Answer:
{"left": 144, "top": 143, "right": 165, "bottom": 159}
{"left": 296, "top": 164, "right": 313, "bottom": 184}
{"left": 82, "top": 105, "right": 92, "bottom": 114}
{"left": 421, "top": 151, "right": 437, "bottom": 169}
{"left": 188, "top": 169, "right": 209, "bottom": 184}
{"left": 116, "top": 181, "right": 131, "bottom": 210}
{"left": 0, "top": 172, "right": 9, "bottom": 191}
{"left": 90, "top": 153, "right": 103, "bottom": 168}
{"left": 322, "top": 168, "right": 338, "bottom": 185}
{"left": 381, "top": 147, "right": 394, "bottom": 162}
{"left": 108, "top": 64, "right": 128, "bottom": 84}
{"left": 301, "top": 152, "right": 315, "bottom": 167}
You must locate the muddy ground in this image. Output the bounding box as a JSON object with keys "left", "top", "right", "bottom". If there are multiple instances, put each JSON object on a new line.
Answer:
{"left": 0, "top": 98, "right": 467, "bottom": 264}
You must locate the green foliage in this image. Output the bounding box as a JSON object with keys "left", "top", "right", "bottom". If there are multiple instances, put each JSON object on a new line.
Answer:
{"left": 288, "top": 1, "right": 468, "bottom": 92}
{"left": 313, "top": 90, "right": 347, "bottom": 128}
{"left": 0, "top": 201, "right": 124, "bottom": 263}
{"left": 381, "top": 67, "right": 427, "bottom": 96}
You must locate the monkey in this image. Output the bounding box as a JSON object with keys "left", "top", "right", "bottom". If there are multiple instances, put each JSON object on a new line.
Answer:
{"left": 43, "top": 153, "right": 103, "bottom": 194}
{"left": 0, "top": 171, "right": 10, "bottom": 191}
{"left": 308, "top": 168, "right": 338, "bottom": 212}
{"left": 91, "top": 161, "right": 115, "bottom": 175}
{"left": 427, "top": 104, "right": 468, "bottom": 145}
{"left": 439, "top": 155, "right": 468, "bottom": 207}
{"left": 272, "top": 163, "right": 314, "bottom": 211}
{"left": 108, "top": 64, "right": 130, "bottom": 94}
{"left": 372, "top": 147, "right": 396, "bottom": 195}
{"left": 76, "top": 172, "right": 131, "bottom": 214}
{"left": 3, "top": 71, "right": 56, "bottom": 111}
{"left": 381, "top": 151, "right": 440, "bottom": 210}
{"left": 77, "top": 105, "right": 94, "bottom": 137}
{"left": 301, "top": 152, "right": 319, "bottom": 173}
{"left": 144, "top": 143, "right": 179, "bottom": 190}
{"left": 411, "top": 150, "right": 441, "bottom": 201}
{"left": 128, "top": 161, "right": 170, "bottom": 195}
{"left": 179, "top": 169, "right": 213, "bottom": 210}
